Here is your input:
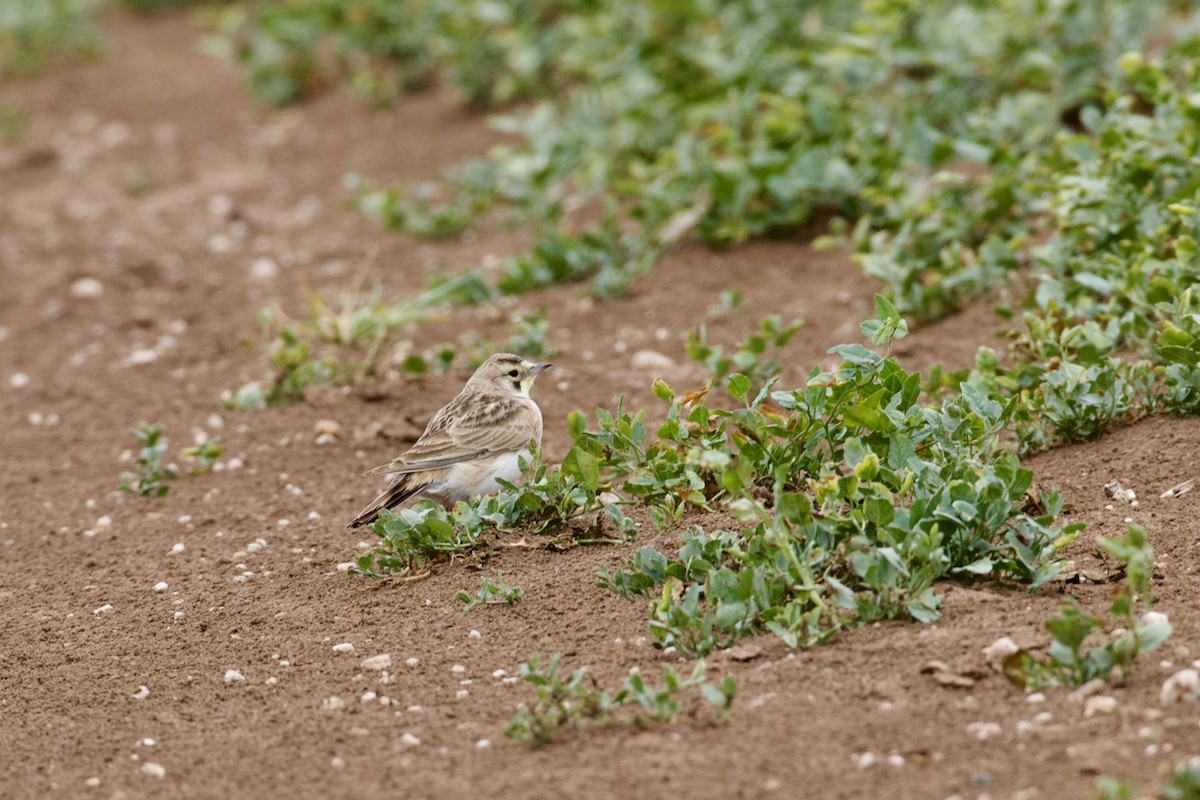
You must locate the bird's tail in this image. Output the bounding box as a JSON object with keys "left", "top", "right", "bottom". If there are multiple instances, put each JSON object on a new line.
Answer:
{"left": 346, "top": 477, "right": 426, "bottom": 529}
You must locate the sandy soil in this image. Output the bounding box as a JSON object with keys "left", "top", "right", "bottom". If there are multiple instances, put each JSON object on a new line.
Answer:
{"left": 3, "top": 10, "right": 1199, "bottom": 800}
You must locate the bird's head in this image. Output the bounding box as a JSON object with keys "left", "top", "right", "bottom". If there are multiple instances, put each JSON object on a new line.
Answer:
{"left": 470, "top": 353, "right": 552, "bottom": 397}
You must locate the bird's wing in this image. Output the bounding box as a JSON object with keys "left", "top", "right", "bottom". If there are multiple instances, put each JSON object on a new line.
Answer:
{"left": 364, "top": 395, "right": 540, "bottom": 476}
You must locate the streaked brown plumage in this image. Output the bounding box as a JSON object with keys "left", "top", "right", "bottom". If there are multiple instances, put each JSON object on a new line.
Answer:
{"left": 347, "top": 353, "right": 551, "bottom": 528}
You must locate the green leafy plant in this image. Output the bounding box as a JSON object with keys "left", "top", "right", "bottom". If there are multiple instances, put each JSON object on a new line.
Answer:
{"left": 455, "top": 573, "right": 523, "bottom": 612}
{"left": 1004, "top": 525, "right": 1171, "bottom": 689}
{"left": 1094, "top": 757, "right": 1200, "bottom": 800}
{"left": 183, "top": 436, "right": 222, "bottom": 475}
{"left": 119, "top": 423, "right": 177, "bottom": 497}
{"left": 594, "top": 298, "right": 1073, "bottom": 655}
{"left": 0, "top": 0, "right": 103, "bottom": 78}
{"left": 504, "top": 654, "right": 735, "bottom": 748}
{"left": 686, "top": 314, "right": 803, "bottom": 398}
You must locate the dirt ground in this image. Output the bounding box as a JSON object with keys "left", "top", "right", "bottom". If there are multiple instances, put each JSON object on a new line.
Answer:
{"left": 3, "top": 10, "right": 1200, "bottom": 800}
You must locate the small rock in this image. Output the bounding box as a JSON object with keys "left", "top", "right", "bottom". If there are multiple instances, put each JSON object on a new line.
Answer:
{"left": 361, "top": 654, "right": 392, "bottom": 671}
{"left": 322, "top": 696, "right": 346, "bottom": 711}
{"left": 132, "top": 685, "right": 150, "bottom": 700}
{"left": 886, "top": 754, "right": 905, "bottom": 768}
{"left": 854, "top": 752, "right": 877, "bottom": 769}
{"left": 140, "top": 763, "right": 166, "bottom": 779}
{"left": 726, "top": 643, "right": 763, "bottom": 662}
{"left": 1160, "top": 669, "right": 1200, "bottom": 704}
{"left": 332, "top": 642, "right": 355, "bottom": 654}
{"left": 70, "top": 277, "right": 103, "bottom": 299}
{"left": 9, "top": 373, "right": 29, "bottom": 388}
{"left": 85, "top": 777, "right": 101, "bottom": 787}
{"left": 314, "top": 419, "right": 342, "bottom": 444}
{"left": 475, "top": 739, "right": 491, "bottom": 749}
{"left": 1026, "top": 692, "right": 1046, "bottom": 704}
{"left": 1084, "top": 695, "right": 1118, "bottom": 717}
{"left": 631, "top": 350, "right": 676, "bottom": 371}
{"left": 93, "top": 604, "right": 114, "bottom": 615}
{"left": 399, "top": 732, "right": 421, "bottom": 748}
{"left": 250, "top": 257, "right": 279, "bottom": 281}
{"left": 467, "top": 630, "right": 481, "bottom": 640}
{"left": 170, "top": 543, "right": 185, "bottom": 554}
{"left": 966, "top": 722, "right": 1002, "bottom": 741}
{"left": 1103, "top": 480, "right": 1136, "bottom": 503}
{"left": 405, "top": 657, "right": 419, "bottom": 667}
{"left": 153, "top": 582, "right": 168, "bottom": 592}
{"left": 450, "top": 664, "right": 466, "bottom": 674}
{"left": 1068, "top": 678, "right": 1108, "bottom": 703}
{"left": 224, "top": 669, "right": 245, "bottom": 683}
{"left": 982, "top": 636, "right": 1020, "bottom": 666}
{"left": 330, "top": 757, "right": 345, "bottom": 769}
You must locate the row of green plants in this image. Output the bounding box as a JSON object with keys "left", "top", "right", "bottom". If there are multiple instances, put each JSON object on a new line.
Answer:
{"left": 216, "top": 0, "right": 1189, "bottom": 305}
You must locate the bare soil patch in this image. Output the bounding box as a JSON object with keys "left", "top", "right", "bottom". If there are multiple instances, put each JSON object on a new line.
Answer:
{"left": 3, "top": 11, "right": 1198, "bottom": 800}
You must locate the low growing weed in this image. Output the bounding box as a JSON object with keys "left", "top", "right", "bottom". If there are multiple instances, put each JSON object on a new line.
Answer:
{"left": 119, "top": 422, "right": 177, "bottom": 497}
{"left": 504, "top": 654, "right": 735, "bottom": 748}
{"left": 455, "top": 573, "right": 523, "bottom": 612}
{"left": 1003, "top": 525, "right": 1171, "bottom": 689}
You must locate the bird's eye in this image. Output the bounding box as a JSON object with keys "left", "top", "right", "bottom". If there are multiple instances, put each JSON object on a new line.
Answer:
{"left": 507, "top": 369, "right": 519, "bottom": 378}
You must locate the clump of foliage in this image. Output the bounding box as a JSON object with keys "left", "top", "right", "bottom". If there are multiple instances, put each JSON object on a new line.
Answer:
{"left": 455, "top": 572, "right": 523, "bottom": 612}
{"left": 119, "top": 422, "right": 177, "bottom": 497}
{"left": 1095, "top": 757, "right": 1200, "bottom": 800}
{"left": 217, "top": 0, "right": 1183, "bottom": 306}
{"left": 224, "top": 275, "right": 486, "bottom": 407}
{"left": 183, "top": 436, "right": 222, "bottom": 475}
{"left": 593, "top": 298, "right": 1073, "bottom": 654}
{"left": 686, "top": 314, "right": 803, "bottom": 398}
{"left": 505, "top": 654, "right": 735, "bottom": 748}
{"left": 1004, "top": 525, "right": 1171, "bottom": 689}
{"left": 0, "top": 0, "right": 103, "bottom": 78}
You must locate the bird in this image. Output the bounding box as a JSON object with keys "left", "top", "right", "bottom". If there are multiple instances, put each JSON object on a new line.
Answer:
{"left": 347, "top": 353, "right": 552, "bottom": 528}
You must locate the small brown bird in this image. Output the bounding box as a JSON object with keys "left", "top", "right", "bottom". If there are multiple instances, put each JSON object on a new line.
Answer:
{"left": 347, "top": 353, "right": 551, "bottom": 528}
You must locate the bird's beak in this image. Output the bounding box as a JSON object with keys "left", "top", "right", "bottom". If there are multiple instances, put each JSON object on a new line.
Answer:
{"left": 531, "top": 362, "right": 552, "bottom": 375}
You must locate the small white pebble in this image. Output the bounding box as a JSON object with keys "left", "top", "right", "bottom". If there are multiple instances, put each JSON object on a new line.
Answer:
{"left": 153, "top": 582, "right": 168, "bottom": 592}
{"left": 132, "top": 686, "right": 150, "bottom": 700}
{"left": 265, "top": 677, "right": 278, "bottom": 686}
{"left": 1026, "top": 692, "right": 1046, "bottom": 704}
{"left": 1160, "top": 669, "right": 1200, "bottom": 704}
{"left": 468, "top": 630, "right": 481, "bottom": 640}
{"left": 94, "top": 604, "right": 113, "bottom": 615}
{"left": 492, "top": 669, "right": 507, "bottom": 679}
{"left": 400, "top": 732, "right": 421, "bottom": 748}
{"left": 140, "top": 763, "right": 166, "bottom": 779}
{"left": 141, "top": 738, "right": 155, "bottom": 747}
{"left": 277, "top": 519, "right": 290, "bottom": 527}
{"left": 405, "top": 657, "right": 419, "bottom": 667}
{"left": 886, "top": 754, "right": 904, "bottom": 768}
{"left": 456, "top": 689, "right": 469, "bottom": 700}
{"left": 173, "top": 611, "right": 184, "bottom": 620}
{"left": 336, "top": 562, "right": 355, "bottom": 572}
{"left": 476, "top": 739, "right": 491, "bottom": 749}
{"left": 361, "top": 654, "right": 392, "bottom": 671}
{"left": 451, "top": 664, "right": 466, "bottom": 674}
{"left": 330, "top": 757, "right": 345, "bottom": 769}
{"left": 982, "top": 636, "right": 1020, "bottom": 665}
{"left": 322, "top": 696, "right": 346, "bottom": 711}
{"left": 966, "top": 722, "right": 1002, "bottom": 741}
{"left": 1033, "top": 712, "right": 1053, "bottom": 725}
{"left": 224, "top": 669, "right": 245, "bottom": 684}
{"left": 250, "top": 257, "right": 279, "bottom": 281}
{"left": 361, "top": 691, "right": 377, "bottom": 703}
{"left": 308, "top": 511, "right": 321, "bottom": 520}
{"left": 170, "top": 543, "right": 185, "bottom": 554}
{"left": 10, "top": 373, "right": 29, "bottom": 388}
{"left": 96, "top": 515, "right": 112, "bottom": 528}
{"left": 855, "top": 752, "right": 877, "bottom": 769}
{"left": 332, "top": 642, "right": 355, "bottom": 654}
{"left": 1084, "top": 695, "right": 1118, "bottom": 717}
{"left": 85, "top": 777, "right": 101, "bottom": 787}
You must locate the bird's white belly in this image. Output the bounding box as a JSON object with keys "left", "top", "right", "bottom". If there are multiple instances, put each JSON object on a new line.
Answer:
{"left": 436, "top": 449, "right": 530, "bottom": 502}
